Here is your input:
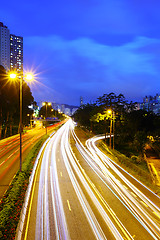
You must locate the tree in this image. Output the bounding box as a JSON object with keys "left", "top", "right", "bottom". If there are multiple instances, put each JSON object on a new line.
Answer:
{"left": 133, "top": 131, "right": 147, "bottom": 160}
{"left": 39, "top": 105, "right": 53, "bottom": 118}
{"left": 73, "top": 103, "right": 97, "bottom": 130}
{"left": 97, "top": 92, "right": 127, "bottom": 113}
{"left": 0, "top": 66, "right": 34, "bottom": 138}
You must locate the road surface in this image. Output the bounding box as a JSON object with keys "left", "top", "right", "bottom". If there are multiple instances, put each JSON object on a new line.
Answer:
{"left": 21, "top": 119, "right": 160, "bottom": 240}
{"left": 0, "top": 121, "right": 63, "bottom": 200}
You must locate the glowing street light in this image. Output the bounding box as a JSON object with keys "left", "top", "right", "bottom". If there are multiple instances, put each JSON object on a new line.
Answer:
{"left": 9, "top": 73, "right": 17, "bottom": 79}
{"left": 24, "top": 73, "right": 34, "bottom": 82}
{"left": 9, "top": 71, "right": 34, "bottom": 171}
{"left": 107, "top": 109, "right": 115, "bottom": 150}
{"left": 107, "top": 109, "right": 112, "bottom": 115}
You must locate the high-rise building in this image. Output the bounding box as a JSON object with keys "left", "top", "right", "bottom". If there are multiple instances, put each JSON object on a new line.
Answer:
{"left": 10, "top": 34, "right": 23, "bottom": 74}
{"left": 0, "top": 22, "right": 23, "bottom": 75}
{"left": 0, "top": 22, "right": 10, "bottom": 70}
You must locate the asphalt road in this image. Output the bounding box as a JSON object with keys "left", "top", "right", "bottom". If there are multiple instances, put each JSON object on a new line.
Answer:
{"left": 22, "top": 119, "right": 160, "bottom": 240}
{"left": 0, "top": 122, "right": 63, "bottom": 200}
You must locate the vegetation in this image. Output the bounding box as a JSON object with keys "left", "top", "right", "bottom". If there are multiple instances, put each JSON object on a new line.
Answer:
{"left": 0, "top": 65, "right": 34, "bottom": 139}
{"left": 73, "top": 92, "right": 160, "bottom": 160}
{"left": 74, "top": 126, "right": 160, "bottom": 195}
{"left": 0, "top": 120, "right": 66, "bottom": 239}
{"left": 0, "top": 135, "right": 48, "bottom": 239}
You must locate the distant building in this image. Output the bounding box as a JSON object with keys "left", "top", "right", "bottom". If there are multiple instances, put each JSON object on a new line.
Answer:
{"left": 0, "top": 22, "right": 10, "bottom": 70}
{"left": 140, "top": 94, "right": 160, "bottom": 114}
{"left": 10, "top": 34, "right": 23, "bottom": 75}
{"left": 37, "top": 101, "right": 78, "bottom": 116}
{"left": 61, "top": 104, "right": 65, "bottom": 113}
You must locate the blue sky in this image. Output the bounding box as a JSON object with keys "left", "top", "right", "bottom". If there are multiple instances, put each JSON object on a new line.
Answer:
{"left": 1, "top": 0, "right": 160, "bottom": 105}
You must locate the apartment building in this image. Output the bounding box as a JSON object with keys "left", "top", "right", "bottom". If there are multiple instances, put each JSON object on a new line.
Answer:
{"left": 0, "top": 22, "right": 10, "bottom": 70}
{"left": 0, "top": 22, "right": 23, "bottom": 74}
{"left": 10, "top": 34, "right": 23, "bottom": 74}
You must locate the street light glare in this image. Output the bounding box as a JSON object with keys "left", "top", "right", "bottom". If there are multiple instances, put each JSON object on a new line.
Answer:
{"left": 25, "top": 73, "right": 33, "bottom": 82}
{"left": 42, "top": 102, "right": 51, "bottom": 106}
{"left": 107, "top": 109, "right": 112, "bottom": 114}
{"left": 9, "top": 73, "right": 17, "bottom": 79}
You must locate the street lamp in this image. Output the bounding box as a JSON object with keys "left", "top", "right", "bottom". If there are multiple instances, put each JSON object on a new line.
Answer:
{"left": 42, "top": 102, "right": 51, "bottom": 134}
{"left": 24, "top": 73, "right": 33, "bottom": 82}
{"left": 9, "top": 71, "right": 34, "bottom": 171}
{"left": 107, "top": 109, "right": 115, "bottom": 150}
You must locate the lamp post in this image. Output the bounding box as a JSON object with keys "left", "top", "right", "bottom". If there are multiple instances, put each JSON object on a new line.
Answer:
{"left": 19, "top": 76, "right": 22, "bottom": 171}
{"left": 42, "top": 102, "right": 51, "bottom": 135}
{"left": 107, "top": 109, "right": 112, "bottom": 148}
{"left": 107, "top": 109, "right": 115, "bottom": 149}
{"left": 27, "top": 113, "right": 33, "bottom": 128}
{"left": 9, "top": 72, "right": 34, "bottom": 171}
{"left": 113, "top": 111, "right": 115, "bottom": 150}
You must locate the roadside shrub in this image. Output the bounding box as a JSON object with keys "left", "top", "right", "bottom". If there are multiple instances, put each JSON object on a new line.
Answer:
{"left": 0, "top": 136, "right": 47, "bottom": 239}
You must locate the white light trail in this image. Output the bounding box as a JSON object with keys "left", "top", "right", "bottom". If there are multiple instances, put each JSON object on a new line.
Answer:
{"left": 32, "top": 119, "right": 160, "bottom": 240}
{"left": 61, "top": 120, "right": 134, "bottom": 240}
{"left": 72, "top": 129, "right": 160, "bottom": 239}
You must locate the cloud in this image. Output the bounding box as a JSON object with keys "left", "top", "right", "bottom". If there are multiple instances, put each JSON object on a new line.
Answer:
{"left": 24, "top": 35, "right": 160, "bottom": 104}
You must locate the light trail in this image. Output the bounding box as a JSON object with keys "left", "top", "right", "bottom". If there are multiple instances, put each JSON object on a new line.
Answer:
{"left": 35, "top": 125, "right": 70, "bottom": 240}
{"left": 60, "top": 121, "right": 109, "bottom": 240}
{"left": 71, "top": 127, "right": 160, "bottom": 239}
{"left": 50, "top": 126, "right": 70, "bottom": 240}
{"left": 23, "top": 119, "right": 160, "bottom": 239}
{"left": 87, "top": 136, "right": 160, "bottom": 217}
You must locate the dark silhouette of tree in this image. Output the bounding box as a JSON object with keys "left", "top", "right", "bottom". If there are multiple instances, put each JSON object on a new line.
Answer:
{"left": 73, "top": 92, "right": 160, "bottom": 158}
{"left": 97, "top": 92, "right": 127, "bottom": 113}
{"left": 0, "top": 65, "right": 34, "bottom": 139}
{"left": 73, "top": 103, "right": 97, "bottom": 130}
{"left": 39, "top": 105, "right": 53, "bottom": 118}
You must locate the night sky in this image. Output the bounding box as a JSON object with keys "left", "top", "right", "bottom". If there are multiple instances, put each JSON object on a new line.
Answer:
{"left": 1, "top": 0, "right": 160, "bottom": 106}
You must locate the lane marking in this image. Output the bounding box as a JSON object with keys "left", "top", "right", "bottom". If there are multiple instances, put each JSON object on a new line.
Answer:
{"left": 140, "top": 201, "right": 148, "bottom": 208}
{"left": 153, "top": 211, "right": 160, "bottom": 219}
{"left": 131, "top": 192, "right": 137, "bottom": 198}
{"left": 67, "top": 200, "right": 71, "bottom": 211}
{"left": 7, "top": 152, "right": 14, "bottom": 159}
{"left": 0, "top": 161, "right": 5, "bottom": 166}
{"left": 123, "top": 185, "right": 128, "bottom": 190}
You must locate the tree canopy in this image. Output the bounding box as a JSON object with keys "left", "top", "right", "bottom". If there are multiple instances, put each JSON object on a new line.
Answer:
{"left": 0, "top": 65, "right": 34, "bottom": 138}
{"left": 73, "top": 92, "right": 160, "bottom": 157}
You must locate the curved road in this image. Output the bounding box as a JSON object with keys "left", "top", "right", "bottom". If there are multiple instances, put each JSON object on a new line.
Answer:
{"left": 22, "top": 119, "right": 160, "bottom": 240}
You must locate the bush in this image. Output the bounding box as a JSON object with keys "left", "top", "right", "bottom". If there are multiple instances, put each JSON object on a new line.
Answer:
{"left": 0, "top": 136, "right": 47, "bottom": 239}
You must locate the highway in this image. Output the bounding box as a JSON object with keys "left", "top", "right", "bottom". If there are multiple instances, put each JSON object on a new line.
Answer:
{"left": 21, "top": 119, "right": 160, "bottom": 240}
{"left": 0, "top": 121, "right": 63, "bottom": 200}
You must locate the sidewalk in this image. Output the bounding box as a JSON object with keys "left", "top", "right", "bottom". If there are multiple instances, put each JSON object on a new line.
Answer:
{"left": 145, "top": 144, "right": 160, "bottom": 186}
